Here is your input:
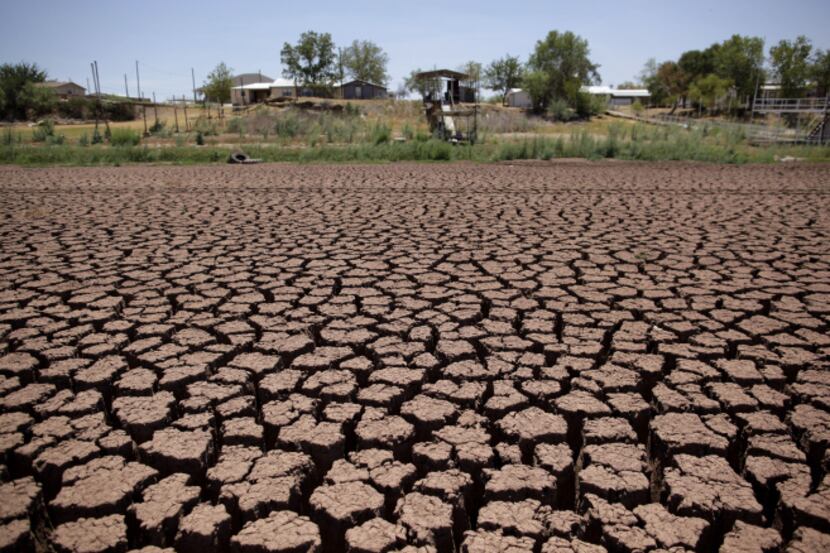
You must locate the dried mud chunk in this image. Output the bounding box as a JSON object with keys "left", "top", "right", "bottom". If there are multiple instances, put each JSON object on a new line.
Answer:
{"left": 34, "top": 439, "right": 100, "bottom": 489}
{"left": 112, "top": 392, "right": 175, "bottom": 443}
{"left": 221, "top": 417, "right": 263, "bottom": 447}
{"left": 50, "top": 457, "right": 157, "bottom": 522}
{"left": 461, "top": 530, "right": 536, "bottom": 553}
{"left": 1, "top": 383, "right": 55, "bottom": 412}
{"left": 0, "top": 476, "right": 40, "bottom": 522}
{"left": 633, "top": 503, "right": 710, "bottom": 550}
{"left": 412, "top": 441, "right": 454, "bottom": 472}
{"left": 355, "top": 415, "right": 414, "bottom": 456}
{"left": 579, "top": 443, "right": 649, "bottom": 507}
{"left": 128, "top": 473, "right": 200, "bottom": 546}
{"left": 780, "top": 475, "right": 830, "bottom": 534}
{"left": 395, "top": 492, "right": 454, "bottom": 553}
{"left": 228, "top": 352, "right": 281, "bottom": 378}
{"left": 221, "top": 476, "right": 301, "bottom": 522}
{"left": 540, "top": 536, "right": 607, "bottom": 553}
{"left": 53, "top": 514, "right": 127, "bottom": 553}
{"left": 483, "top": 464, "right": 557, "bottom": 504}
{"left": 277, "top": 415, "right": 344, "bottom": 469}
{"left": 555, "top": 391, "right": 611, "bottom": 418}
{"left": 310, "top": 481, "right": 384, "bottom": 549}
{"left": 497, "top": 407, "right": 567, "bottom": 450}
{"left": 400, "top": 395, "right": 458, "bottom": 436}
{"left": 257, "top": 370, "right": 303, "bottom": 402}
{"left": 291, "top": 347, "right": 353, "bottom": 371}
{"left": 422, "top": 380, "right": 486, "bottom": 409}
{"left": 114, "top": 369, "right": 157, "bottom": 396}
{"left": 719, "top": 521, "right": 781, "bottom": 553}
{"left": 582, "top": 417, "right": 637, "bottom": 444}
{"left": 788, "top": 403, "right": 830, "bottom": 460}
{"left": 663, "top": 454, "right": 762, "bottom": 524}
{"left": 0, "top": 352, "right": 38, "bottom": 382}
{"left": 75, "top": 356, "right": 127, "bottom": 393}
{"left": 345, "top": 517, "right": 406, "bottom": 553}
{"left": 783, "top": 527, "right": 830, "bottom": 553}
{"left": 602, "top": 524, "right": 656, "bottom": 553}
{"left": 413, "top": 469, "right": 473, "bottom": 536}
{"left": 230, "top": 510, "right": 320, "bottom": 553}
{"left": 139, "top": 429, "right": 213, "bottom": 475}
{"left": 175, "top": 503, "right": 231, "bottom": 553}
{"left": 650, "top": 412, "right": 728, "bottom": 457}
{"left": 477, "top": 498, "right": 553, "bottom": 541}
{"left": 206, "top": 446, "right": 262, "bottom": 494}
{"left": 0, "top": 518, "right": 31, "bottom": 553}
{"left": 247, "top": 450, "right": 314, "bottom": 484}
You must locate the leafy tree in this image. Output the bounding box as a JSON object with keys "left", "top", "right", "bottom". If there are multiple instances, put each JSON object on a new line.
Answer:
{"left": 341, "top": 40, "right": 389, "bottom": 85}
{"left": 643, "top": 61, "right": 687, "bottom": 111}
{"left": 711, "top": 35, "right": 764, "bottom": 100}
{"left": 688, "top": 74, "right": 733, "bottom": 112}
{"left": 458, "top": 61, "right": 483, "bottom": 89}
{"left": 18, "top": 81, "right": 57, "bottom": 118}
{"left": 616, "top": 81, "right": 641, "bottom": 90}
{"left": 483, "top": 55, "right": 525, "bottom": 104}
{"left": 0, "top": 62, "right": 48, "bottom": 120}
{"left": 678, "top": 49, "right": 715, "bottom": 83}
{"left": 812, "top": 49, "right": 830, "bottom": 97}
{"left": 202, "top": 62, "right": 233, "bottom": 104}
{"left": 526, "top": 30, "right": 599, "bottom": 112}
{"left": 404, "top": 68, "right": 433, "bottom": 97}
{"left": 281, "top": 31, "right": 338, "bottom": 92}
{"left": 770, "top": 36, "right": 813, "bottom": 97}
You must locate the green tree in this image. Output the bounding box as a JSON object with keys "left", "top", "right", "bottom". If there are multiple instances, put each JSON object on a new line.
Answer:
{"left": 281, "top": 31, "right": 338, "bottom": 93}
{"left": 458, "top": 61, "right": 482, "bottom": 88}
{"left": 404, "top": 68, "right": 433, "bottom": 98}
{"left": 18, "top": 82, "right": 57, "bottom": 118}
{"left": 770, "top": 36, "right": 813, "bottom": 97}
{"left": 812, "top": 49, "right": 830, "bottom": 97}
{"left": 711, "top": 35, "right": 764, "bottom": 100}
{"left": 483, "top": 55, "right": 525, "bottom": 104}
{"left": 616, "top": 81, "right": 641, "bottom": 89}
{"left": 678, "top": 48, "right": 715, "bottom": 83}
{"left": 341, "top": 40, "right": 389, "bottom": 85}
{"left": 0, "top": 62, "right": 48, "bottom": 120}
{"left": 202, "top": 62, "right": 233, "bottom": 104}
{"left": 688, "top": 74, "right": 733, "bottom": 112}
{"left": 643, "top": 60, "right": 687, "bottom": 111}
{"left": 526, "top": 30, "right": 599, "bottom": 112}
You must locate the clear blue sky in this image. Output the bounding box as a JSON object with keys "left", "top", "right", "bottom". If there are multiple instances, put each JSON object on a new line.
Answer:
{"left": 2, "top": 0, "right": 828, "bottom": 99}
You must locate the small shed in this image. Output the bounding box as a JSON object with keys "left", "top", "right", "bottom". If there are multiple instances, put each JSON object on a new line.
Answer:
{"left": 505, "top": 88, "right": 532, "bottom": 108}
{"left": 341, "top": 80, "right": 387, "bottom": 100}
{"left": 36, "top": 81, "right": 86, "bottom": 98}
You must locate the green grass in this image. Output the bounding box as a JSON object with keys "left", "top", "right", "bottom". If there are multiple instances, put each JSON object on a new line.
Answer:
{"left": 1, "top": 123, "right": 829, "bottom": 166}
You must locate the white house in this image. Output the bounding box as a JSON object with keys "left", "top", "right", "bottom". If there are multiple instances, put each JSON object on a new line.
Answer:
{"left": 584, "top": 85, "right": 650, "bottom": 107}
{"left": 505, "top": 88, "right": 532, "bottom": 108}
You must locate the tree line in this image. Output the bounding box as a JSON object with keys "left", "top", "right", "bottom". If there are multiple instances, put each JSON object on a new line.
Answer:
{"left": 640, "top": 35, "right": 830, "bottom": 114}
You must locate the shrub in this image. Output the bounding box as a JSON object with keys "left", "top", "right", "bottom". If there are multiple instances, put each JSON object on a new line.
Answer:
{"left": 195, "top": 131, "right": 205, "bottom": 145}
{"left": 547, "top": 99, "right": 574, "bottom": 122}
{"left": 149, "top": 120, "right": 165, "bottom": 134}
{"left": 31, "top": 119, "right": 55, "bottom": 142}
{"left": 370, "top": 122, "right": 391, "bottom": 145}
{"left": 78, "top": 133, "right": 89, "bottom": 146}
{"left": 109, "top": 128, "right": 141, "bottom": 147}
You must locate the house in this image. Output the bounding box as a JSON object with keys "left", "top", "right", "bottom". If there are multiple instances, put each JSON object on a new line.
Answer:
{"left": 232, "top": 73, "right": 273, "bottom": 87}
{"left": 340, "top": 79, "right": 387, "bottom": 100}
{"left": 585, "top": 85, "right": 650, "bottom": 106}
{"left": 231, "top": 82, "right": 273, "bottom": 106}
{"left": 36, "top": 81, "right": 85, "bottom": 98}
{"left": 505, "top": 88, "right": 532, "bottom": 108}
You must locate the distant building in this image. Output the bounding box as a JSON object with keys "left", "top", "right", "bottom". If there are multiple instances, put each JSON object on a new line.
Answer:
{"left": 231, "top": 82, "right": 273, "bottom": 106}
{"left": 232, "top": 73, "right": 273, "bottom": 87}
{"left": 341, "top": 79, "right": 387, "bottom": 100}
{"left": 505, "top": 88, "right": 532, "bottom": 108}
{"left": 585, "top": 85, "right": 650, "bottom": 107}
{"left": 36, "top": 81, "right": 86, "bottom": 98}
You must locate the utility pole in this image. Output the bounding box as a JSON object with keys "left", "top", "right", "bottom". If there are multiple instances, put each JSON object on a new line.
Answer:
{"left": 191, "top": 67, "right": 197, "bottom": 103}
{"left": 152, "top": 92, "right": 159, "bottom": 127}
{"left": 182, "top": 95, "right": 189, "bottom": 131}
{"left": 124, "top": 74, "right": 129, "bottom": 98}
{"left": 135, "top": 60, "right": 141, "bottom": 100}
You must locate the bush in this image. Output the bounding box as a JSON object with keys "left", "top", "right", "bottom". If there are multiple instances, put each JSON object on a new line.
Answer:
{"left": 547, "top": 99, "right": 574, "bottom": 121}
{"left": 57, "top": 97, "right": 92, "bottom": 120}
{"left": 195, "top": 131, "right": 204, "bottom": 145}
{"left": 31, "top": 119, "right": 55, "bottom": 142}
{"left": 103, "top": 101, "right": 137, "bottom": 121}
{"left": 370, "top": 122, "right": 391, "bottom": 145}
{"left": 78, "top": 133, "right": 89, "bottom": 146}
{"left": 149, "top": 120, "right": 165, "bottom": 134}
{"left": 109, "top": 128, "right": 141, "bottom": 147}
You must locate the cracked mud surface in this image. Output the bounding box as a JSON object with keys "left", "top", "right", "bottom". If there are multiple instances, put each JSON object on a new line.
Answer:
{"left": 0, "top": 161, "right": 829, "bottom": 552}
